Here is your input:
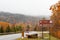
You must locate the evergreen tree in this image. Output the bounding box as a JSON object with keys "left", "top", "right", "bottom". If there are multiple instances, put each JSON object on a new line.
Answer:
{"left": 6, "top": 25, "right": 11, "bottom": 32}
{"left": 19, "top": 26, "right": 22, "bottom": 31}
{"left": 16, "top": 26, "right": 22, "bottom": 31}
{"left": 13, "top": 26, "right": 17, "bottom": 32}
{"left": 34, "top": 26, "right": 37, "bottom": 31}
{"left": 13, "top": 27, "right": 17, "bottom": 32}
{"left": 26, "top": 25, "right": 30, "bottom": 31}
{"left": 16, "top": 26, "right": 19, "bottom": 31}
{"left": 0, "top": 26, "right": 1, "bottom": 33}
{"left": 0, "top": 26, "right": 4, "bottom": 33}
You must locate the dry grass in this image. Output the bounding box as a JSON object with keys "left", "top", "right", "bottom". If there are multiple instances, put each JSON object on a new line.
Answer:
{"left": 16, "top": 33, "right": 60, "bottom": 40}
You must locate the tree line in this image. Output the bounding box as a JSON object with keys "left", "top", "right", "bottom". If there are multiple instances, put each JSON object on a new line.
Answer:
{"left": 0, "top": 24, "right": 49, "bottom": 33}
{"left": 0, "top": 25, "right": 22, "bottom": 33}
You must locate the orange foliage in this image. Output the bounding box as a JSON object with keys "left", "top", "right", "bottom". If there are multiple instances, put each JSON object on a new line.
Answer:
{"left": 50, "top": 1, "right": 60, "bottom": 39}
{"left": 0, "top": 21, "right": 12, "bottom": 31}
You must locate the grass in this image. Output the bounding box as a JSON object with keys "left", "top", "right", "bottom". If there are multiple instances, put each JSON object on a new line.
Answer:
{"left": 16, "top": 33, "right": 60, "bottom": 40}
{"left": 16, "top": 38, "right": 41, "bottom": 40}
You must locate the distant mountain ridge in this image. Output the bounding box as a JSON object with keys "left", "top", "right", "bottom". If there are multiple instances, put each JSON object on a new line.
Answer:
{"left": 0, "top": 12, "right": 50, "bottom": 24}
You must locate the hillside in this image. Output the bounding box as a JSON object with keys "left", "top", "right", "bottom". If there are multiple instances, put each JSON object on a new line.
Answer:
{"left": 0, "top": 12, "right": 50, "bottom": 25}
{"left": 0, "top": 12, "right": 39, "bottom": 24}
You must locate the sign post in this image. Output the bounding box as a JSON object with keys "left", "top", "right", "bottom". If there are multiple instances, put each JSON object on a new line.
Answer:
{"left": 22, "top": 27, "right": 24, "bottom": 39}
{"left": 22, "top": 31, "right": 24, "bottom": 39}
{"left": 39, "top": 20, "right": 52, "bottom": 40}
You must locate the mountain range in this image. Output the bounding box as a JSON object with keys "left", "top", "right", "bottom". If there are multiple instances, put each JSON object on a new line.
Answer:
{"left": 0, "top": 12, "right": 50, "bottom": 24}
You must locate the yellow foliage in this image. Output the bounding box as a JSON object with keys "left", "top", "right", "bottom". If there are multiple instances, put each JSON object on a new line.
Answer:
{"left": 50, "top": 1, "right": 60, "bottom": 39}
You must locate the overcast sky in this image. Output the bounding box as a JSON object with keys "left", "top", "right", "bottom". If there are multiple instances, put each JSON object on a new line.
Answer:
{"left": 0, "top": 0, "right": 58, "bottom": 16}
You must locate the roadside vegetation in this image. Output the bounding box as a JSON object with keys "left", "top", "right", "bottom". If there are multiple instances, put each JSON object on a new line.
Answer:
{"left": 0, "top": 25, "right": 22, "bottom": 35}
{"left": 16, "top": 33, "right": 60, "bottom": 40}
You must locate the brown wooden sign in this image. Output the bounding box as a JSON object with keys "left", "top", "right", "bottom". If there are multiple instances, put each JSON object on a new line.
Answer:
{"left": 39, "top": 20, "right": 52, "bottom": 24}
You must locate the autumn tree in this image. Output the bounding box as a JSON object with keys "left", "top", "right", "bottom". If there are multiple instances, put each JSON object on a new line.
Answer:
{"left": 50, "top": 1, "right": 60, "bottom": 38}
{"left": 34, "top": 24, "right": 39, "bottom": 31}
